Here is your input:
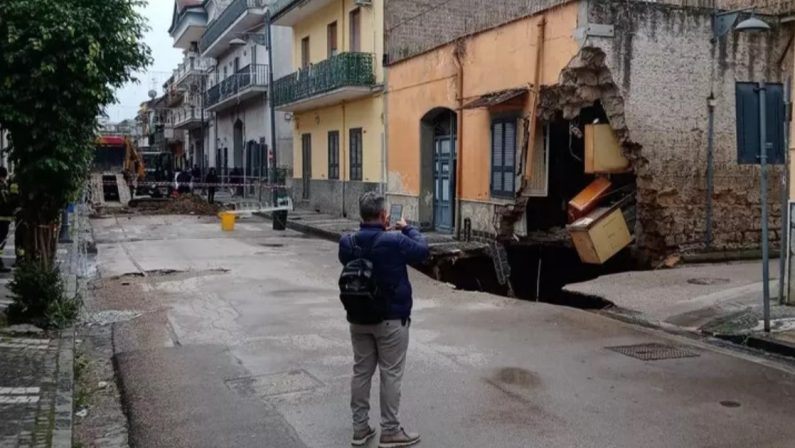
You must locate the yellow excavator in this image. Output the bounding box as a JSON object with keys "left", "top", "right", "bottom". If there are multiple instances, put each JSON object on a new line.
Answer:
{"left": 93, "top": 134, "right": 145, "bottom": 204}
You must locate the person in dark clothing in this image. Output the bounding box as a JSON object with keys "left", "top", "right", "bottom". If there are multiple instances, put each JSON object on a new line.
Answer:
{"left": 0, "top": 167, "right": 13, "bottom": 272}
{"left": 176, "top": 170, "right": 192, "bottom": 194}
{"left": 338, "top": 192, "right": 428, "bottom": 447}
{"left": 205, "top": 168, "right": 219, "bottom": 204}
{"left": 190, "top": 164, "right": 202, "bottom": 194}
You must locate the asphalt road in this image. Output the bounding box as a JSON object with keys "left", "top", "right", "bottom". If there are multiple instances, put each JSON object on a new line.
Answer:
{"left": 88, "top": 214, "right": 795, "bottom": 448}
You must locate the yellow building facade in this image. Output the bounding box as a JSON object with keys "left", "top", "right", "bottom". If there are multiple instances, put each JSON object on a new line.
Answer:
{"left": 272, "top": 0, "right": 384, "bottom": 217}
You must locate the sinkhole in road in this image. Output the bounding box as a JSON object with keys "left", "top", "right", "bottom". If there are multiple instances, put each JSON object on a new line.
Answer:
{"left": 421, "top": 245, "right": 639, "bottom": 310}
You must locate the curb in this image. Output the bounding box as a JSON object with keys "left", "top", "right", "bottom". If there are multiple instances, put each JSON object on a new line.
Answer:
{"left": 256, "top": 212, "right": 342, "bottom": 242}
{"left": 52, "top": 327, "right": 75, "bottom": 448}
{"left": 715, "top": 333, "right": 795, "bottom": 359}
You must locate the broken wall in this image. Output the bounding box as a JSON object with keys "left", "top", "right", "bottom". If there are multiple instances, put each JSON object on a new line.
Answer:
{"left": 585, "top": 0, "right": 791, "bottom": 258}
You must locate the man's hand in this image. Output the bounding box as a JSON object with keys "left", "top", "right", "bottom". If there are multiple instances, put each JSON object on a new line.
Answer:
{"left": 394, "top": 217, "right": 408, "bottom": 231}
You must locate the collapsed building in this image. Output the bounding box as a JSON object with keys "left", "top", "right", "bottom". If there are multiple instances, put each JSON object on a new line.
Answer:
{"left": 385, "top": 0, "right": 794, "bottom": 274}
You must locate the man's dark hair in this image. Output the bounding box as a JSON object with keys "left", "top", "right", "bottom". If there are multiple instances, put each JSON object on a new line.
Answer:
{"left": 0, "top": 167, "right": 8, "bottom": 178}
{"left": 359, "top": 191, "right": 385, "bottom": 222}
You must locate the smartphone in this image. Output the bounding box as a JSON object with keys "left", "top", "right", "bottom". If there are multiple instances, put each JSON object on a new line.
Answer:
{"left": 390, "top": 204, "right": 403, "bottom": 221}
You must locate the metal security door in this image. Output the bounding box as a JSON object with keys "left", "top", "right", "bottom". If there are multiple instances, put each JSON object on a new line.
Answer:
{"left": 434, "top": 137, "right": 455, "bottom": 231}
{"left": 301, "top": 134, "right": 311, "bottom": 199}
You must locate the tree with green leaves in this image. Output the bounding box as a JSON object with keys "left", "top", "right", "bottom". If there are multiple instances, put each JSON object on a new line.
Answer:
{"left": 0, "top": 0, "right": 150, "bottom": 327}
{"left": 0, "top": 0, "right": 151, "bottom": 266}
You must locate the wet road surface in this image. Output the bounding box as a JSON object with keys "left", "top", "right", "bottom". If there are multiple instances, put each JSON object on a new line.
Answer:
{"left": 88, "top": 215, "right": 795, "bottom": 448}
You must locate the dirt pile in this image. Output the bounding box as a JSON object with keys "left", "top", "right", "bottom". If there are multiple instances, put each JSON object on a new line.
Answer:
{"left": 133, "top": 194, "right": 223, "bottom": 216}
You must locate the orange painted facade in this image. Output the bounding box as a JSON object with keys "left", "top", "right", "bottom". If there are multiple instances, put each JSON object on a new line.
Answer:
{"left": 386, "top": 2, "right": 581, "bottom": 203}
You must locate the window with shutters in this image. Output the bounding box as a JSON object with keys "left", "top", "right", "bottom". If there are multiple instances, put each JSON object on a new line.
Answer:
{"left": 328, "top": 131, "right": 340, "bottom": 180}
{"left": 301, "top": 37, "right": 310, "bottom": 68}
{"left": 350, "top": 8, "right": 361, "bottom": 52}
{"left": 350, "top": 128, "right": 363, "bottom": 181}
{"left": 491, "top": 118, "right": 517, "bottom": 198}
{"left": 327, "top": 22, "right": 338, "bottom": 58}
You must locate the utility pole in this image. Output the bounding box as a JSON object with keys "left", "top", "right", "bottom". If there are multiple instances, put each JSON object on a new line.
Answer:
{"left": 759, "top": 81, "right": 771, "bottom": 333}
{"left": 266, "top": 11, "right": 278, "bottom": 207}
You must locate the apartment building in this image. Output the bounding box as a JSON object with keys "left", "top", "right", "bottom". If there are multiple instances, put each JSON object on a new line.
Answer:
{"left": 271, "top": 0, "right": 384, "bottom": 217}
{"left": 169, "top": 0, "right": 293, "bottom": 181}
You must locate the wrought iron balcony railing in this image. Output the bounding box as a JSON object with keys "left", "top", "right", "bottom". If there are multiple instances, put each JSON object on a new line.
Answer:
{"left": 272, "top": 52, "right": 375, "bottom": 107}
{"left": 200, "top": 0, "right": 266, "bottom": 52}
{"left": 205, "top": 64, "right": 269, "bottom": 108}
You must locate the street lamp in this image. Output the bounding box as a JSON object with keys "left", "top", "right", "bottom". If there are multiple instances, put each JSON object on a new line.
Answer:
{"left": 228, "top": 30, "right": 274, "bottom": 199}
{"left": 708, "top": 10, "right": 774, "bottom": 331}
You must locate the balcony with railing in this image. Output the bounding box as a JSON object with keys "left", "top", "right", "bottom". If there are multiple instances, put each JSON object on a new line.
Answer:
{"left": 174, "top": 55, "right": 212, "bottom": 89}
{"left": 174, "top": 106, "right": 204, "bottom": 130}
{"left": 272, "top": 52, "right": 377, "bottom": 112}
{"left": 205, "top": 64, "right": 269, "bottom": 112}
{"left": 271, "top": 0, "right": 337, "bottom": 26}
{"left": 200, "top": 0, "right": 267, "bottom": 58}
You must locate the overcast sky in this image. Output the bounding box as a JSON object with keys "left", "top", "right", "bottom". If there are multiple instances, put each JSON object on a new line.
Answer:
{"left": 105, "top": 1, "right": 183, "bottom": 123}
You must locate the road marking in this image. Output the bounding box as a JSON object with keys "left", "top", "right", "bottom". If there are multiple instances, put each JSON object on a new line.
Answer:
{"left": 0, "top": 395, "right": 39, "bottom": 404}
{"left": 0, "top": 387, "right": 40, "bottom": 395}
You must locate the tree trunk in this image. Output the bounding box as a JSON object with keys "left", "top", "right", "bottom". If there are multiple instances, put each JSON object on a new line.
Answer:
{"left": 17, "top": 218, "right": 58, "bottom": 269}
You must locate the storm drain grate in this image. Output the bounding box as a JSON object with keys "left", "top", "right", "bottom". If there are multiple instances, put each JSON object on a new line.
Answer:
{"left": 606, "top": 343, "right": 700, "bottom": 361}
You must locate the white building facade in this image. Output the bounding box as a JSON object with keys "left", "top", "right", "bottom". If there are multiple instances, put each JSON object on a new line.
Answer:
{"left": 169, "top": 0, "right": 293, "bottom": 182}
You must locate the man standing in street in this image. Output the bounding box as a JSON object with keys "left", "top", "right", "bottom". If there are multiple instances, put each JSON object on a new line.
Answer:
{"left": 339, "top": 192, "right": 429, "bottom": 447}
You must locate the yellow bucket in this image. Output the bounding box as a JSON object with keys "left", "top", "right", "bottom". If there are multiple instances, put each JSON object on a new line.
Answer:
{"left": 220, "top": 212, "right": 236, "bottom": 231}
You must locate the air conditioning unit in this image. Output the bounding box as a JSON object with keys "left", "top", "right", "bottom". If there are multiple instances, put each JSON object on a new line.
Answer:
{"left": 354, "top": 0, "right": 372, "bottom": 6}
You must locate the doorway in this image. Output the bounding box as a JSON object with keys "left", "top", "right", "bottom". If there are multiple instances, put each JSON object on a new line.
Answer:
{"left": 301, "top": 133, "right": 311, "bottom": 200}
{"left": 420, "top": 108, "right": 457, "bottom": 232}
{"left": 233, "top": 119, "right": 244, "bottom": 169}
{"left": 434, "top": 136, "right": 455, "bottom": 231}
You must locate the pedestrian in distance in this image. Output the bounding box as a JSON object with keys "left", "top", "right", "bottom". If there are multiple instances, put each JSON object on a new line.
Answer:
{"left": 338, "top": 192, "right": 429, "bottom": 447}
{"left": 176, "top": 170, "right": 191, "bottom": 195}
{"left": 206, "top": 168, "right": 219, "bottom": 204}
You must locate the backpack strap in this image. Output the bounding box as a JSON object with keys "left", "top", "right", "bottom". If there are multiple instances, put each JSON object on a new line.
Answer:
{"left": 363, "top": 232, "right": 384, "bottom": 258}
{"left": 351, "top": 231, "right": 384, "bottom": 260}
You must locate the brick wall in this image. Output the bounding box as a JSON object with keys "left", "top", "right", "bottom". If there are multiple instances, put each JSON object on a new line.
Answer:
{"left": 587, "top": 0, "right": 791, "bottom": 257}
{"left": 384, "top": 0, "right": 573, "bottom": 63}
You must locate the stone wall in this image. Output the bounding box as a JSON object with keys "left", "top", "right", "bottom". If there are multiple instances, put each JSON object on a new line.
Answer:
{"left": 585, "top": 0, "right": 791, "bottom": 257}
{"left": 384, "top": 0, "right": 572, "bottom": 63}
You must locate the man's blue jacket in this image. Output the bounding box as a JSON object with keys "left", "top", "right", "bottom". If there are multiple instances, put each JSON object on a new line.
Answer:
{"left": 339, "top": 223, "right": 430, "bottom": 320}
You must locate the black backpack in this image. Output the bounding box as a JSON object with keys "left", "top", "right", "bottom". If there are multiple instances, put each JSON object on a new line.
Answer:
{"left": 339, "top": 233, "right": 388, "bottom": 324}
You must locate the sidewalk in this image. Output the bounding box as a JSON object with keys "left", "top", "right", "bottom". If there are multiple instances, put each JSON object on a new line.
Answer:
{"left": 0, "top": 241, "right": 60, "bottom": 448}
{"left": 563, "top": 259, "right": 795, "bottom": 356}
{"left": 0, "top": 216, "right": 81, "bottom": 448}
{"left": 273, "top": 208, "right": 490, "bottom": 259}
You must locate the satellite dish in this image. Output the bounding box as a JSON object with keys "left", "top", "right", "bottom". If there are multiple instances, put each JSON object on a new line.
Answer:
{"left": 148, "top": 89, "right": 157, "bottom": 99}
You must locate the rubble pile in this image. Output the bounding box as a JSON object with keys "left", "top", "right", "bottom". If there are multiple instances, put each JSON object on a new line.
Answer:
{"left": 133, "top": 194, "right": 223, "bottom": 216}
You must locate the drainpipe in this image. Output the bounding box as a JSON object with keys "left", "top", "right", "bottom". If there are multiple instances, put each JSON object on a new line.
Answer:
{"left": 705, "top": 94, "right": 715, "bottom": 247}
{"left": 453, "top": 43, "right": 464, "bottom": 239}
{"left": 525, "top": 16, "right": 546, "bottom": 182}
{"left": 342, "top": 102, "right": 347, "bottom": 217}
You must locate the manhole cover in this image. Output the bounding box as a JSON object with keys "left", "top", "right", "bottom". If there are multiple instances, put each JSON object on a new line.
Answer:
{"left": 226, "top": 369, "right": 322, "bottom": 398}
{"left": 687, "top": 277, "right": 730, "bottom": 285}
{"left": 720, "top": 400, "right": 741, "bottom": 408}
{"left": 607, "top": 343, "right": 700, "bottom": 361}
{"left": 260, "top": 243, "right": 285, "bottom": 248}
